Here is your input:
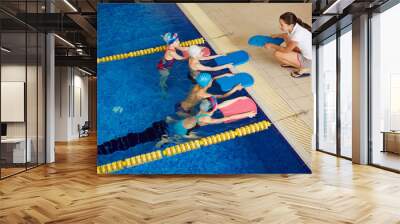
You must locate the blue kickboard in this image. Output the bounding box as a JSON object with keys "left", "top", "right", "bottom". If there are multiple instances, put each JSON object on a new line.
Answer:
{"left": 214, "top": 50, "right": 250, "bottom": 66}
{"left": 215, "top": 73, "right": 254, "bottom": 92}
{"left": 248, "top": 35, "right": 284, "bottom": 47}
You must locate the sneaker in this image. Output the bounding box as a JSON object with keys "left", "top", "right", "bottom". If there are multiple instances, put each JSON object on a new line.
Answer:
{"left": 290, "top": 71, "right": 310, "bottom": 78}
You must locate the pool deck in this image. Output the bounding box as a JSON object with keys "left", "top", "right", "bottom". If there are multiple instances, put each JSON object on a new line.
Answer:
{"left": 179, "top": 3, "right": 313, "bottom": 165}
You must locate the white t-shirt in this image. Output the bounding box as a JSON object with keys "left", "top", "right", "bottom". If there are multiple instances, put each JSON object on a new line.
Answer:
{"left": 288, "top": 23, "right": 312, "bottom": 60}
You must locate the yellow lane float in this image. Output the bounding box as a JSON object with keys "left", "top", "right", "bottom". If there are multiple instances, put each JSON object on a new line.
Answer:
{"left": 97, "top": 120, "right": 271, "bottom": 174}
{"left": 97, "top": 37, "right": 206, "bottom": 64}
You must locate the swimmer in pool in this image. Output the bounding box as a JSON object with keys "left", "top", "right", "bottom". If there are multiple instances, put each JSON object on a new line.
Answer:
{"left": 157, "top": 32, "right": 189, "bottom": 95}
{"left": 97, "top": 97, "right": 256, "bottom": 155}
{"left": 264, "top": 12, "right": 312, "bottom": 78}
{"left": 175, "top": 72, "right": 243, "bottom": 116}
{"left": 188, "top": 45, "right": 234, "bottom": 82}
{"left": 164, "top": 97, "right": 257, "bottom": 144}
{"left": 194, "top": 96, "right": 257, "bottom": 125}
{"left": 97, "top": 117, "right": 196, "bottom": 155}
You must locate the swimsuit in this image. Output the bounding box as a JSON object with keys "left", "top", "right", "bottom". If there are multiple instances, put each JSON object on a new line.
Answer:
{"left": 157, "top": 47, "right": 176, "bottom": 90}
{"left": 157, "top": 58, "right": 175, "bottom": 71}
{"left": 157, "top": 47, "right": 176, "bottom": 71}
{"left": 169, "top": 120, "right": 189, "bottom": 136}
{"left": 169, "top": 113, "right": 210, "bottom": 136}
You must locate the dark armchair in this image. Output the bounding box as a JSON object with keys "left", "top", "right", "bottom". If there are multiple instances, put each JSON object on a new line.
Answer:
{"left": 78, "top": 121, "right": 90, "bottom": 138}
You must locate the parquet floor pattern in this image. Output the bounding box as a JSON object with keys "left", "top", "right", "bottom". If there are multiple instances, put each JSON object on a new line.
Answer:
{"left": 1, "top": 135, "right": 400, "bottom": 224}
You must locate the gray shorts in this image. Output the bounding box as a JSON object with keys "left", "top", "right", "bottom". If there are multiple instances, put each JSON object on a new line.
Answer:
{"left": 297, "top": 53, "right": 311, "bottom": 68}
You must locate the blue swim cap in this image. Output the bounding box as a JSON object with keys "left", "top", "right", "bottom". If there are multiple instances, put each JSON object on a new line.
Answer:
{"left": 162, "top": 32, "right": 178, "bottom": 45}
{"left": 195, "top": 73, "right": 212, "bottom": 88}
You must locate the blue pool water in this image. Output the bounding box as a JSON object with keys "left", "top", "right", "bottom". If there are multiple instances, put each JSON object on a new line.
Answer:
{"left": 97, "top": 4, "right": 311, "bottom": 174}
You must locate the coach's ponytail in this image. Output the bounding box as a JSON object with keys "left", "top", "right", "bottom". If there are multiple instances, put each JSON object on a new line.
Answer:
{"left": 280, "top": 12, "right": 311, "bottom": 32}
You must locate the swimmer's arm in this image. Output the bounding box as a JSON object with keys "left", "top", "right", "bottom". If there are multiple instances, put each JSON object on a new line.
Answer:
{"left": 165, "top": 116, "right": 176, "bottom": 124}
{"left": 170, "top": 51, "right": 187, "bottom": 60}
{"left": 184, "top": 132, "right": 200, "bottom": 139}
{"left": 214, "top": 84, "right": 243, "bottom": 99}
{"left": 200, "top": 92, "right": 213, "bottom": 99}
{"left": 175, "top": 46, "right": 189, "bottom": 52}
{"left": 202, "top": 112, "right": 255, "bottom": 124}
{"left": 198, "top": 54, "right": 222, "bottom": 60}
{"left": 217, "top": 96, "right": 247, "bottom": 109}
{"left": 195, "top": 63, "right": 232, "bottom": 72}
{"left": 212, "top": 72, "right": 234, "bottom": 80}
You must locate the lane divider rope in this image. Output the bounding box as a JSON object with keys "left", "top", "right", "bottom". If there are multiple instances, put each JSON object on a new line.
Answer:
{"left": 97, "top": 120, "right": 271, "bottom": 174}
{"left": 162, "top": 120, "right": 271, "bottom": 157}
{"left": 97, "top": 37, "right": 205, "bottom": 64}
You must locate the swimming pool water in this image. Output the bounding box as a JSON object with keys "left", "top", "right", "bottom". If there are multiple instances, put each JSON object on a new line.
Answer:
{"left": 97, "top": 3, "right": 311, "bottom": 174}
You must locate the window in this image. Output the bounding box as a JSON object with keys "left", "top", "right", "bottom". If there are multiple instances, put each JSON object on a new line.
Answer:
{"left": 317, "top": 36, "right": 337, "bottom": 154}
{"left": 390, "top": 74, "right": 400, "bottom": 130}
{"left": 316, "top": 27, "right": 353, "bottom": 159}
{"left": 370, "top": 2, "right": 400, "bottom": 171}
{"left": 339, "top": 28, "right": 352, "bottom": 158}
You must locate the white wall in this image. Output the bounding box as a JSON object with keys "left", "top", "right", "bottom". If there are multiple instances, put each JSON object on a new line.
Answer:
{"left": 1, "top": 82, "right": 25, "bottom": 122}
{"left": 55, "top": 66, "right": 69, "bottom": 141}
{"left": 1, "top": 64, "right": 36, "bottom": 138}
{"left": 1, "top": 64, "right": 26, "bottom": 81}
{"left": 54, "top": 67, "right": 89, "bottom": 141}
{"left": 1, "top": 65, "right": 26, "bottom": 136}
{"left": 73, "top": 73, "right": 89, "bottom": 137}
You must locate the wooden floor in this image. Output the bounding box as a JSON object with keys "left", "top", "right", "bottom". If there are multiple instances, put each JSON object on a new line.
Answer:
{"left": 0, "top": 135, "right": 400, "bottom": 224}
{"left": 1, "top": 167, "right": 26, "bottom": 178}
{"left": 373, "top": 151, "right": 400, "bottom": 171}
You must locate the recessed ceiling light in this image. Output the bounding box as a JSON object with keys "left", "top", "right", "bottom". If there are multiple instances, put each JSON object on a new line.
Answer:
{"left": 1, "top": 47, "right": 11, "bottom": 53}
{"left": 323, "top": 0, "right": 355, "bottom": 15}
{"left": 54, "top": 34, "right": 75, "bottom": 48}
{"left": 63, "top": 0, "right": 78, "bottom": 12}
{"left": 78, "top": 67, "right": 93, "bottom": 76}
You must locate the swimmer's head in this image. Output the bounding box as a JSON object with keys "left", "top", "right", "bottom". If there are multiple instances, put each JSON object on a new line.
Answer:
{"left": 189, "top": 45, "right": 211, "bottom": 58}
{"left": 201, "top": 47, "right": 211, "bottom": 57}
{"left": 195, "top": 72, "right": 212, "bottom": 88}
{"left": 199, "top": 100, "right": 211, "bottom": 112}
{"left": 200, "top": 97, "right": 217, "bottom": 112}
{"left": 162, "top": 32, "right": 179, "bottom": 45}
{"left": 188, "top": 45, "right": 202, "bottom": 58}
